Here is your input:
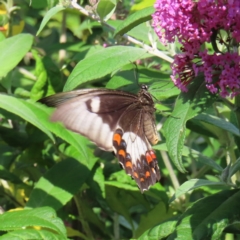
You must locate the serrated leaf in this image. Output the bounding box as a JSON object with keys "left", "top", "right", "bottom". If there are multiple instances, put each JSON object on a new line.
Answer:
{"left": 63, "top": 46, "right": 150, "bottom": 91}
{"left": 96, "top": 0, "right": 116, "bottom": 21}
{"left": 163, "top": 76, "right": 216, "bottom": 173}
{"left": 0, "top": 34, "right": 33, "bottom": 78}
{"left": 36, "top": 5, "right": 65, "bottom": 36}
{"left": 0, "top": 207, "right": 66, "bottom": 238}
{"left": 26, "top": 158, "right": 91, "bottom": 210}
{"left": 169, "top": 189, "right": 240, "bottom": 239}
{"left": 114, "top": 7, "right": 154, "bottom": 36}
{"left": 170, "top": 179, "right": 229, "bottom": 203}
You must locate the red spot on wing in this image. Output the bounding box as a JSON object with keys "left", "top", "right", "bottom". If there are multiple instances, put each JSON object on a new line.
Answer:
{"left": 149, "top": 150, "right": 157, "bottom": 160}
{"left": 146, "top": 152, "right": 153, "bottom": 164}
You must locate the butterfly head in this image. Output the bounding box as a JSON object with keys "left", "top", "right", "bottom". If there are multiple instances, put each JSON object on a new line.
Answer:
{"left": 141, "top": 84, "right": 148, "bottom": 91}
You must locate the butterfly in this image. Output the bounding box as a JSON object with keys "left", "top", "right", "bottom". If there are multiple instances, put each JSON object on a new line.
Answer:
{"left": 39, "top": 85, "right": 161, "bottom": 192}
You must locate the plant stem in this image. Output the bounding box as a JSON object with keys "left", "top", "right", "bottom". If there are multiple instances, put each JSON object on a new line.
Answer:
{"left": 113, "top": 212, "right": 119, "bottom": 240}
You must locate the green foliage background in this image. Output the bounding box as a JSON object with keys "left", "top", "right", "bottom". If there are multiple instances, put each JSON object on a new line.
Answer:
{"left": 0, "top": 0, "right": 240, "bottom": 239}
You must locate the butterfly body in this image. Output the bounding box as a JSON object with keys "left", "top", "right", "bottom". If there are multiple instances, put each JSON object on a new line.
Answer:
{"left": 39, "top": 85, "right": 161, "bottom": 192}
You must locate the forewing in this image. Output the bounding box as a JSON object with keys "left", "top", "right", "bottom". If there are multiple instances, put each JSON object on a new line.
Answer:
{"left": 39, "top": 89, "right": 137, "bottom": 151}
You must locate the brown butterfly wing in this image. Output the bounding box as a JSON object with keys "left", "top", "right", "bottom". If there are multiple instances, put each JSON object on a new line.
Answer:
{"left": 39, "top": 87, "right": 161, "bottom": 192}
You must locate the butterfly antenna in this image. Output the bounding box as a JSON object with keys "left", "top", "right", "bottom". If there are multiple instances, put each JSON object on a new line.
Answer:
{"left": 150, "top": 81, "right": 172, "bottom": 92}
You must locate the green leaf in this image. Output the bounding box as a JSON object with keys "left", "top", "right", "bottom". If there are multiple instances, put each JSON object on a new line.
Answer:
{"left": 182, "top": 146, "right": 223, "bottom": 172}
{"left": 63, "top": 46, "right": 149, "bottom": 91}
{"left": 0, "top": 229, "right": 64, "bottom": 240}
{"left": 105, "top": 181, "right": 139, "bottom": 191}
{"left": 96, "top": 0, "right": 116, "bottom": 21}
{"left": 134, "top": 201, "right": 174, "bottom": 238}
{"left": 170, "top": 179, "right": 229, "bottom": 203}
{"left": 0, "top": 165, "right": 22, "bottom": 183}
{"left": 229, "top": 157, "right": 240, "bottom": 179}
{"left": 0, "top": 125, "right": 28, "bottom": 148}
{"left": 193, "top": 113, "right": 240, "bottom": 136}
{"left": 169, "top": 189, "right": 240, "bottom": 239}
{"left": 0, "top": 95, "right": 54, "bottom": 141}
{"left": 154, "top": 144, "right": 223, "bottom": 172}
{"left": 78, "top": 198, "right": 108, "bottom": 234}
{"left": 150, "top": 80, "right": 180, "bottom": 100}
{"left": 163, "top": 76, "right": 216, "bottom": 173}
{"left": 0, "top": 32, "right": 5, "bottom": 42}
{"left": 36, "top": 5, "right": 66, "bottom": 36}
{"left": 105, "top": 185, "right": 149, "bottom": 229}
{"left": 30, "top": 49, "right": 48, "bottom": 101}
{"left": 106, "top": 187, "right": 133, "bottom": 228}
{"left": 0, "top": 207, "right": 66, "bottom": 238}
{"left": 26, "top": 158, "right": 91, "bottom": 210}
{"left": 0, "top": 34, "right": 33, "bottom": 78}
{"left": 114, "top": 7, "right": 154, "bottom": 36}
{"left": 0, "top": 95, "right": 92, "bottom": 162}
{"left": 137, "top": 216, "right": 179, "bottom": 240}
{"left": 93, "top": 167, "right": 106, "bottom": 198}
{"left": 131, "top": 0, "right": 156, "bottom": 11}
{"left": 25, "top": 0, "right": 51, "bottom": 9}
{"left": 186, "top": 118, "right": 218, "bottom": 138}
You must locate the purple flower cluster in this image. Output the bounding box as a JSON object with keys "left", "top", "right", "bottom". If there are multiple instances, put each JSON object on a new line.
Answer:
{"left": 152, "top": 0, "right": 240, "bottom": 98}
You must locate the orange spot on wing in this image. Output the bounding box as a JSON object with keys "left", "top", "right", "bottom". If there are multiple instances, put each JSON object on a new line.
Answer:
{"left": 125, "top": 161, "right": 132, "bottom": 169}
{"left": 140, "top": 178, "right": 145, "bottom": 182}
{"left": 118, "top": 149, "right": 126, "bottom": 158}
{"left": 146, "top": 152, "right": 153, "bottom": 164}
{"left": 113, "top": 133, "right": 122, "bottom": 146}
{"left": 145, "top": 171, "right": 150, "bottom": 178}
{"left": 133, "top": 172, "right": 139, "bottom": 178}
